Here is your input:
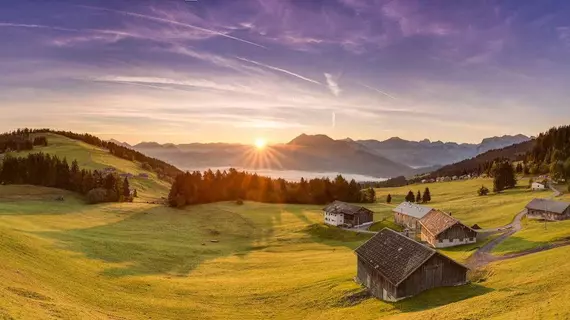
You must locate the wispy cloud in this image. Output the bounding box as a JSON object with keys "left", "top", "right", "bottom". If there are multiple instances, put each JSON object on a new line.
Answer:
{"left": 324, "top": 73, "right": 341, "bottom": 96}
{"left": 170, "top": 47, "right": 267, "bottom": 75}
{"left": 79, "top": 5, "right": 268, "bottom": 49}
{"left": 237, "top": 57, "right": 321, "bottom": 84}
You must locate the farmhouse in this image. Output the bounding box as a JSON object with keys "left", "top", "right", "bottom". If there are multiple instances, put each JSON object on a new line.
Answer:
{"left": 531, "top": 182, "right": 546, "bottom": 190}
{"left": 526, "top": 198, "right": 570, "bottom": 221}
{"left": 323, "top": 201, "right": 373, "bottom": 227}
{"left": 355, "top": 228, "right": 468, "bottom": 301}
{"left": 393, "top": 202, "right": 434, "bottom": 230}
{"left": 420, "top": 210, "right": 477, "bottom": 248}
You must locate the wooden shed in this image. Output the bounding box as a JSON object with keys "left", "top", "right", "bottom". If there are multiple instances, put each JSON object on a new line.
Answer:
{"left": 526, "top": 198, "right": 570, "bottom": 221}
{"left": 355, "top": 228, "right": 468, "bottom": 301}
{"left": 392, "top": 202, "right": 434, "bottom": 230}
{"left": 323, "top": 201, "right": 373, "bottom": 227}
{"left": 419, "top": 210, "right": 476, "bottom": 248}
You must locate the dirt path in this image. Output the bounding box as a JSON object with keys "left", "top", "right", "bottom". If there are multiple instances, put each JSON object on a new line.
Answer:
{"left": 467, "top": 182, "right": 563, "bottom": 269}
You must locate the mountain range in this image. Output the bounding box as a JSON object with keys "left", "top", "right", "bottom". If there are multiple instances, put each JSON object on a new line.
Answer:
{"left": 129, "top": 133, "right": 530, "bottom": 179}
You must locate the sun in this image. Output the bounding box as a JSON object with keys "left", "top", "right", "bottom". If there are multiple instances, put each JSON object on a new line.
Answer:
{"left": 254, "top": 138, "right": 267, "bottom": 149}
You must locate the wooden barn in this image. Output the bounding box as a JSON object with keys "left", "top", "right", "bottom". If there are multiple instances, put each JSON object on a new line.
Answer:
{"left": 526, "top": 198, "right": 570, "bottom": 221}
{"left": 355, "top": 228, "right": 468, "bottom": 301}
{"left": 323, "top": 201, "right": 373, "bottom": 227}
{"left": 393, "top": 202, "right": 434, "bottom": 230}
{"left": 419, "top": 210, "right": 476, "bottom": 248}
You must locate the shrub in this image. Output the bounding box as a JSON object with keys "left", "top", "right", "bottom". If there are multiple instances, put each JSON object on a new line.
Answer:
{"left": 478, "top": 185, "right": 490, "bottom": 196}
{"left": 236, "top": 199, "right": 244, "bottom": 205}
{"left": 86, "top": 188, "right": 110, "bottom": 204}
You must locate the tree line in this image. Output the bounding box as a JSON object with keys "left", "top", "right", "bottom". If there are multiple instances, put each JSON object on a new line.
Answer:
{"left": 168, "top": 168, "right": 376, "bottom": 207}
{"left": 0, "top": 129, "right": 48, "bottom": 153}
{"left": 0, "top": 153, "right": 132, "bottom": 204}
{"left": 528, "top": 125, "right": 570, "bottom": 184}
{"left": 29, "top": 129, "right": 182, "bottom": 181}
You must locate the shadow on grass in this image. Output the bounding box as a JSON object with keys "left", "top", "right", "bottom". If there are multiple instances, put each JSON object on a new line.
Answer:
{"left": 42, "top": 203, "right": 282, "bottom": 277}
{"left": 301, "top": 223, "right": 373, "bottom": 250}
{"left": 491, "top": 236, "right": 549, "bottom": 255}
{"left": 393, "top": 283, "right": 494, "bottom": 312}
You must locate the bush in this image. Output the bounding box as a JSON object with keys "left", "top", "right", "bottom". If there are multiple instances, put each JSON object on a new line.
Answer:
{"left": 236, "top": 199, "right": 244, "bottom": 205}
{"left": 478, "top": 185, "right": 490, "bottom": 196}
{"left": 86, "top": 188, "right": 110, "bottom": 204}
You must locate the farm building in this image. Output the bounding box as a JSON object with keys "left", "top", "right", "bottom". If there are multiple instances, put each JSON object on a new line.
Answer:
{"left": 393, "top": 202, "right": 434, "bottom": 230}
{"left": 355, "top": 228, "right": 468, "bottom": 301}
{"left": 420, "top": 210, "right": 477, "bottom": 248}
{"left": 323, "top": 201, "right": 373, "bottom": 227}
{"left": 526, "top": 198, "right": 570, "bottom": 221}
{"left": 531, "top": 182, "right": 546, "bottom": 190}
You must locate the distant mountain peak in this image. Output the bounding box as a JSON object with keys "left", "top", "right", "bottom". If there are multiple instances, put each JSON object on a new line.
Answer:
{"left": 134, "top": 141, "right": 163, "bottom": 148}
{"left": 108, "top": 139, "right": 131, "bottom": 148}
{"left": 288, "top": 134, "right": 335, "bottom": 146}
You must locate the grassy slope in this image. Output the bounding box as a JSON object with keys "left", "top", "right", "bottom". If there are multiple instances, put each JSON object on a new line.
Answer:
{"left": 7, "top": 133, "right": 171, "bottom": 201}
{"left": 3, "top": 186, "right": 570, "bottom": 319}
{"left": 373, "top": 177, "right": 551, "bottom": 229}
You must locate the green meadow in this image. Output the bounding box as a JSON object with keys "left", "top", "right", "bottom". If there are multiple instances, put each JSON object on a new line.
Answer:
{"left": 2, "top": 134, "right": 570, "bottom": 319}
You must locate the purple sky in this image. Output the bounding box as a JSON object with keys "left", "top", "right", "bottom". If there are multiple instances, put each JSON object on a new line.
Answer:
{"left": 1, "top": 0, "right": 569, "bottom": 144}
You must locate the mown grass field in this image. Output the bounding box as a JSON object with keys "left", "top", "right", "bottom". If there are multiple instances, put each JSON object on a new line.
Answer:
{"left": 3, "top": 135, "right": 570, "bottom": 319}
{"left": 373, "top": 177, "right": 551, "bottom": 229}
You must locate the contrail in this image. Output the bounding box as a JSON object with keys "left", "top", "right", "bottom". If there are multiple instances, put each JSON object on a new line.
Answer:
{"left": 359, "top": 82, "right": 397, "bottom": 100}
{"left": 332, "top": 111, "right": 336, "bottom": 128}
{"left": 0, "top": 22, "right": 79, "bottom": 32}
{"left": 237, "top": 57, "right": 321, "bottom": 85}
{"left": 78, "top": 5, "right": 267, "bottom": 49}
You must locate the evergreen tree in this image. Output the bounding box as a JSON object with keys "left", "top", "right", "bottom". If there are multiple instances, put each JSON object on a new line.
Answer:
{"left": 422, "top": 187, "right": 431, "bottom": 203}
{"left": 386, "top": 194, "right": 392, "bottom": 204}
{"left": 416, "top": 190, "right": 422, "bottom": 203}
{"left": 405, "top": 190, "right": 415, "bottom": 202}
{"left": 123, "top": 177, "right": 130, "bottom": 198}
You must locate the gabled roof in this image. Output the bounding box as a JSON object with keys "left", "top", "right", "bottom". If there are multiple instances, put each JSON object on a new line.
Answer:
{"left": 355, "top": 228, "right": 439, "bottom": 285}
{"left": 323, "top": 200, "right": 373, "bottom": 216}
{"left": 420, "top": 210, "right": 471, "bottom": 237}
{"left": 526, "top": 198, "right": 570, "bottom": 214}
{"left": 393, "top": 202, "right": 433, "bottom": 219}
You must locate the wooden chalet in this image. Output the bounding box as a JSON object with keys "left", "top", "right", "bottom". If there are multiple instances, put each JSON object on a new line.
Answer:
{"left": 392, "top": 202, "right": 434, "bottom": 230}
{"left": 355, "top": 228, "right": 468, "bottom": 301}
{"left": 323, "top": 201, "right": 374, "bottom": 227}
{"left": 419, "top": 210, "right": 476, "bottom": 248}
{"left": 526, "top": 198, "right": 570, "bottom": 221}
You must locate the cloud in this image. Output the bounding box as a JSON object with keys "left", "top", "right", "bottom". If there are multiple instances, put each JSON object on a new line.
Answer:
{"left": 236, "top": 57, "right": 321, "bottom": 84}
{"left": 170, "top": 47, "right": 267, "bottom": 75}
{"left": 324, "top": 73, "right": 341, "bottom": 96}
{"left": 79, "top": 5, "right": 268, "bottom": 49}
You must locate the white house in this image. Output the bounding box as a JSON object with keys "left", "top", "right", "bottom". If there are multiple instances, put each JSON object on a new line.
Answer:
{"left": 532, "top": 182, "right": 546, "bottom": 190}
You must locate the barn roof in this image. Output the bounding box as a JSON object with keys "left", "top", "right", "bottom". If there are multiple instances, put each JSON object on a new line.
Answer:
{"left": 420, "top": 210, "right": 471, "bottom": 237}
{"left": 323, "top": 200, "right": 373, "bottom": 216}
{"left": 393, "top": 202, "right": 433, "bottom": 219}
{"left": 526, "top": 198, "right": 570, "bottom": 214}
{"left": 355, "top": 228, "right": 438, "bottom": 285}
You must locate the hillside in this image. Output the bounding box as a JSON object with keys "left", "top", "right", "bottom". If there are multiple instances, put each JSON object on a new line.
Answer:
{"left": 1, "top": 177, "right": 570, "bottom": 318}
{"left": 6, "top": 133, "right": 171, "bottom": 201}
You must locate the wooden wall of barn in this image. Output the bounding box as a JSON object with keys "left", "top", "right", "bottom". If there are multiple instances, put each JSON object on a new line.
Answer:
{"left": 422, "top": 224, "right": 476, "bottom": 247}
{"left": 346, "top": 211, "right": 374, "bottom": 226}
{"left": 527, "top": 208, "right": 570, "bottom": 221}
{"left": 356, "top": 257, "right": 397, "bottom": 301}
{"left": 394, "top": 213, "right": 421, "bottom": 230}
{"left": 397, "top": 255, "right": 467, "bottom": 299}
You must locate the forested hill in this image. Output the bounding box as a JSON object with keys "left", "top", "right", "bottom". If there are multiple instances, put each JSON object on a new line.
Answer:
{"left": 527, "top": 125, "right": 570, "bottom": 179}
{"left": 32, "top": 129, "right": 182, "bottom": 180}
{"left": 426, "top": 140, "right": 534, "bottom": 178}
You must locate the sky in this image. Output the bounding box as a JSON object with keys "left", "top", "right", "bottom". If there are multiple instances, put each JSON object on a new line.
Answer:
{"left": 1, "top": 0, "right": 570, "bottom": 145}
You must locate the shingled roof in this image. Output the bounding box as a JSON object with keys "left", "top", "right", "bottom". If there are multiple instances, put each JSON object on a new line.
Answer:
{"left": 420, "top": 210, "right": 470, "bottom": 237}
{"left": 354, "top": 228, "right": 438, "bottom": 285}
{"left": 393, "top": 202, "right": 433, "bottom": 219}
{"left": 323, "top": 200, "right": 373, "bottom": 216}
{"left": 526, "top": 198, "right": 570, "bottom": 214}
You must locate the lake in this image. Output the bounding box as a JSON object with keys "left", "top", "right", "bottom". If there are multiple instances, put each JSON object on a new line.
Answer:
{"left": 184, "top": 167, "right": 387, "bottom": 182}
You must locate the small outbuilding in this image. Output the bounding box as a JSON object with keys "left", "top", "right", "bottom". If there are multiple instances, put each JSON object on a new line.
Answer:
{"left": 393, "top": 202, "right": 434, "bottom": 230}
{"left": 526, "top": 198, "right": 570, "bottom": 221}
{"left": 355, "top": 228, "right": 469, "bottom": 301}
{"left": 323, "top": 201, "right": 374, "bottom": 227}
{"left": 531, "top": 182, "right": 546, "bottom": 190}
{"left": 420, "top": 210, "right": 477, "bottom": 248}
{"left": 471, "top": 224, "right": 481, "bottom": 230}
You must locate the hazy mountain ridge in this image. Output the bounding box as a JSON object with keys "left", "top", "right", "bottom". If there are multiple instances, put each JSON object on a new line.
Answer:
{"left": 132, "top": 133, "right": 529, "bottom": 178}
